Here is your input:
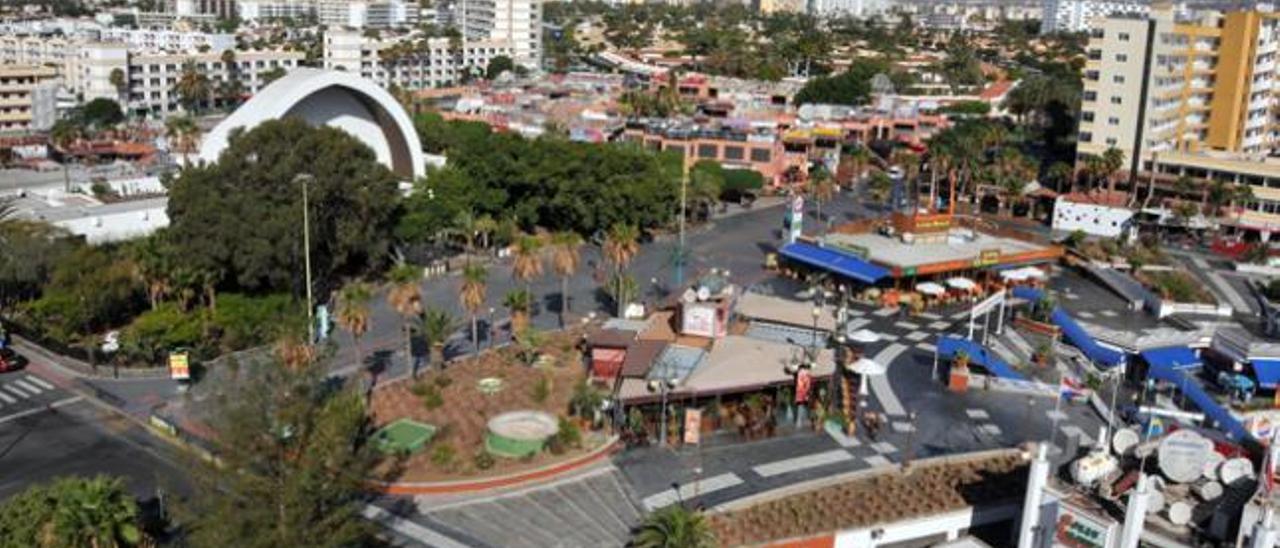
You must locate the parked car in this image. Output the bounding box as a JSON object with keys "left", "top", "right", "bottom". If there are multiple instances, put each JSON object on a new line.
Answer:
{"left": 0, "top": 348, "right": 26, "bottom": 373}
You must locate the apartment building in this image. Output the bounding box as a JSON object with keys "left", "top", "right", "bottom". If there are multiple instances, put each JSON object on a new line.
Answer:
{"left": 1041, "top": 0, "right": 1148, "bottom": 34}
{"left": 237, "top": 0, "right": 417, "bottom": 27}
{"left": 459, "top": 0, "right": 540, "bottom": 68}
{"left": 0, "top": 65, "right": 58, "bottom": 132}
{"left": 1078, "top": 7, "right": 1280, "bottom": 182}
{"left": 234, "top": 0, "right": 313, "bottom": 21}
{"left": 120, "top": 47, "right": 304, "bottom": 116}
{"left": 323, "top": 29, "right": 511, "bottom": 90}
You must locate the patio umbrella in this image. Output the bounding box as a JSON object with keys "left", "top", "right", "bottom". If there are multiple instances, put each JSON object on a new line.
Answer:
{"left": 915, "top": 282, "right": 946, "bottom": 296}
{"left": 847, "top": 357, "right": 886, "bottom": 396}
{"left": 1022, "top": 266, "right": 1047, "bottom": 280}
{"left": 946, "top": 277, "right": 977, "bottom": 291}
{"left": 847, "top": 329, "right": 881, "bottom": 344}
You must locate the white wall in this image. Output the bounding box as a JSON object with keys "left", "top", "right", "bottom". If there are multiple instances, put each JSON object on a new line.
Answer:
{"left": 54, "top": 201, "right": 169, "bottom": 244}
{"left": 1052, "top": 198, "right": 1134, "bottom": 238}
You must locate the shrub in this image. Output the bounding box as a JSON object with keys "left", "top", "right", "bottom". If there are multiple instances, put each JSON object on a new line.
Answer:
{"left": 531, "top": 374, "right": 551, "bottom": 404}
{"left": 433, "top": 374, "right": 453, "bottom": 388}
{"left": 473, "top": 450, "right": 495, "bottom": 470}
{"left": 430, "top": 443, "right": 456, "bottom": 469}
{"left": 421, "top": 385, "right": 444, "bottom": 410}
{"left": 556, "top": 416, "right": 581, "bottom": 450}
{"left": 1266, "top": 279, "right": 1280, "bottom": 302}
{"left": 210, "top": 293, "right": 303, "bottom": 352}
{"left": 118, "top": 303, "right": 207, "bottom": 364}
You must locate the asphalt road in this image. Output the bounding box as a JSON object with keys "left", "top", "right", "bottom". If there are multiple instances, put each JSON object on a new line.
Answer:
{"left": 0, "top": 373, "right": 191, "bottom": 503}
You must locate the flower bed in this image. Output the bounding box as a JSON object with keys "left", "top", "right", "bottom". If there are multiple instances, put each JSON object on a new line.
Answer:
{"left": 368, "top": 328, "right": 606, "bottom": 482}
{"left": 1134, "top": 270, "right": 1215, "bottom": 305}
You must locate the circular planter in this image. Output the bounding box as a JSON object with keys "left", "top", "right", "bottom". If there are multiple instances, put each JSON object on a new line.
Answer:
{"left": 486, "top": 410, "right": 558, "bottom": 458}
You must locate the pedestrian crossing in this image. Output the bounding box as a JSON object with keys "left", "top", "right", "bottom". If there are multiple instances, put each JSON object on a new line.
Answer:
{"left": 0, "top": 373, "right": 63, "bottom": 415}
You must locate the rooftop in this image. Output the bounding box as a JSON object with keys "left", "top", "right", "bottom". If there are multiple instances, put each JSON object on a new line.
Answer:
{"left": 824, "top": 229, "right": 1046, "bottom": 270}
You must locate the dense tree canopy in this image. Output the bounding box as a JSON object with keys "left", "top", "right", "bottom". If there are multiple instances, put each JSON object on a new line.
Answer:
{"left": 795, "top": 59, "right": 894, "bottom": 106}
{"left": 0, "top": 475, "right": 147, "bottom": 547}
{"left": 166, "top": 118, "right": 401, "bottom": 299}
{"left": 405, "top": 113, "right": 680, "bottom": 240}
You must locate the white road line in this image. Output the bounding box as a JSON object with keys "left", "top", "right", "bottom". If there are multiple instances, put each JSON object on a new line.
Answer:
{"left": 3, "top": 384, "right": 32, "bottom": 399}
{"left": 1193, "top": 256, "right": 1250, "bottom": 312}
{"left": 752, "top": 450, "right": 853, "bottom": 478}
{"left": 14, "top": 379, "right": 44, "bottom": 395}
{"left": 642, "top": 473, "right": 743, "bottom": 510}
{"left": 361, "top": 505, "right": 470, "bottom": 548}
{"left": 0, "top": 396, "right": 82, "bottom": 425}
{"left": 25, "top": 376, "right": 55, "bottom": 390}
{"left": 0, "top": 390, "right": 15, "bottom": 405}
{"left": 870, "top": 343, "right": 908, "bottom": 416}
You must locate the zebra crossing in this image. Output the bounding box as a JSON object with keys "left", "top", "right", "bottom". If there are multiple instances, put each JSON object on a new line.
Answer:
{"left": 0, "top": 373, "right": 70, "bottom": 421}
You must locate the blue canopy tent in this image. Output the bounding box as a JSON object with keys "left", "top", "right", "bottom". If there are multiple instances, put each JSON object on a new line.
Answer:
{"left": 778, "top": 243, "right": 889, "bottom": 285}
{"left": 1250, "top": 359, "right": 1280, "bottom": 389}
{"left": 1140, "top": 346, "right": 1202, "bottom": 371}
{"left": 937, "top": 335, "right": 1026, "bottom": 380}
{"left": 1051, "top": 307, "right": 1126, "bottom": 368}
{"left": 1011, "top": 286, "right": 1044, "bottom": 301}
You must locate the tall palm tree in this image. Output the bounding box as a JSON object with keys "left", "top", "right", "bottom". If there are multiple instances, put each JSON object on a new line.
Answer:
{"left": 419, "top": 306, "right": 458, "bottom": 370}
{"left": 503, "top": 289, "right": 534, "bottom": 333}
{"left": 173, "top": 59, "right": 211, "bottom": 113}
{"left": 49, "top": 475, "right": 144, "bottom": 548}
{"left": 632, "top": 505, "right": 716, "bottom": 548}
{"left": 164, "top": 115, "right": 200, "bottom": 156}
{"left": 603, "top": 223, "right": 639, "bottom": 317}
{"left": 808, "top": 168, "right": 835, "bottom": 232}
{"left": 511, "top": 233, "right": 544, "bottom": 296}
{"left": 1047, "top": 162, "right": 1073, "bottom": 193}
{"left": 130, "top": 233, "right": 173, "bottom": 310}
{"left": 335, "top": 281, "right": 373, "bottom": 371}
{"left": 386, "top": 263, "right": 422, "bottom": 374}
{"left": 460, "top": 263, "right": 487, "bottom": 354}
{"left": 550, "top": 231, "right": 582, "bottom": 327}
{"left": 847, "top": 146, "right": 871, "bottom": 186}
{"left": 1101, "top": 147, "right": 1125, "bottom": 195}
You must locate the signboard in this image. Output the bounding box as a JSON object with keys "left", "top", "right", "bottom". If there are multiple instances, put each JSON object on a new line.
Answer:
{"left": 827, "top": 241, "right": 870, "bottom": 259}
{"left": 785, "top": 194, "right": 804, "bottom": 243}
{"left": 974, "top": 248, "right": 1002, "bottom": 267}
{"left": 903, "top": 266, "right": 917, "bottom": 277}
{"left": 914, "top": 216, "right": 952, "bottom": 232}
{"left": 795, "top": 368, "right": 812, "bottom": 404}
{"left": 683, "top": 408, "right": 701, "bottom": 444}
{"left": 682, "top": 304, "right": 718, "bottom": 338}
{"left": 1054, "top": 502, "right": 1116, "bottom": 548}
{"left": 169, "top": 351, "right": 190, "bottom": 381}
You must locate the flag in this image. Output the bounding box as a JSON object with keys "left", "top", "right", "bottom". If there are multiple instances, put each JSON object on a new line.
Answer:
{"left": 1060, "top": 376, "right": 1087, "bottom": 401}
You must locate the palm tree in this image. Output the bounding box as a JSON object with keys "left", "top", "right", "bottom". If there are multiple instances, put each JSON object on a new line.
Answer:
{"left": 503, "top": 289, "right": 533, "bottom": 333}
{"left": 130, "top": 233, "right": 173, "bottom": 310}
{"left": 1047, "top": 162, "right": 1073, "bottom": 193}
{"left": 173, "top": 59, "right": 211, "bottom": 113}
{"left": 460, "top": 263, "right": 487, "bottom": 355}
{"left": 474, "top": 214, "right": 498, "bottom": 252}
{"left": 550, "top": 231, "right": 582, "bottom": 327}
{"left": 846, "top": 146, "right": 871, "bottom": 186}
{"left": 387, "top": 262, "right": 422, "bottom": 374}
{"left": 808, "top": 167, "right": 835, "bottom": 231}
{"left": 108, "top": 68, "right": 126, "bottom": 102}
{"left": 419, "top": 306, "right": 458, "bottom": 370}
{"left": 47, "top": 476, "right": 145, "bottom": 548}
{"left": 335, "top": 281, "right": 373, "bottom": 371}
{"left": 511, "top": 233, "right": 544, "bottom": 296}
{"left": 1101, "top": 147, "right": 1125, "bottom": 194}
{"left": 632, "top": 505, "right": 716, "bottom": 548}
{"left": 603, "top": 223, "right": 640, "bottom": 317}
{"left": 164, "top": 115, "right": 200, "bottom": 156}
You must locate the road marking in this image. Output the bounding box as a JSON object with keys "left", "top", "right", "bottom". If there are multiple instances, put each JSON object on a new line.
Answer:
{"left": 864, "top": 455, "right": 892, "bottom": 467}
{"left": 0, "top": 390, "right": 15, "bottom": 404}
{"left": 905, "top": 331, "right": 929, "bottom": 342}
{"left": 873, "top": 308, "right": 897, "bottom": 317}
{"left": 752, "top": 450, "right": 853, "bottom": 478}
{"left": 870, "top": 343, "right": 908, "bottom": 416}
{"left": 915, "top": 342, "right": 936, "bottom": 353}
{"left": 966, "top": 409, "right": 989, "bottom": 420}
{"left": 1193, "top": 256, "right": 1250, "bottom": 311}
{"left": 894, "top": 321, "right": 920, "bottom": 331}
{"left": 892, "top": 421, "right": 915, "bottom": 433}
{"left": 870, "top": 441, "right": 898, "bottom": 454}
{"left": 361, "top": 505, "right": 470, "bottom": 548}
{"left": 928, "top": 321, "right": 951, "bottom": 330}
{"left": 3, "top": 384, "right": 33, "bottom": 398}
{"left": 642, "top": 473, "right": 743, "bottom": 510}
{"left": 0, "top": 396, "right": 82, "bottom": 425}
{"left": 14, "top": 378, "right": 44, "bottom": 394}
{"left": 25, "top": 376, "right": 55, "bottom": 390}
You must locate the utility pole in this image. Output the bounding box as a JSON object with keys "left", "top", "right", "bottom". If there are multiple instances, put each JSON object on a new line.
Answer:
{"left": 295, "top": 173, "right": 316, "bottom": 343}
{"left": 676, "top": 158, "right": 688, "bottom": 288}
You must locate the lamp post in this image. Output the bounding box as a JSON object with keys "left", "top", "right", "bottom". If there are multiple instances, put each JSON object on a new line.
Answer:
{"left": 649, "top": 373, "right": 679, "bottom": 447}
{"left": 294, "top": 173, "right": 316, "bottom": 344}
{"left": 487, "top": 307, "right": 496, "bottom": 349}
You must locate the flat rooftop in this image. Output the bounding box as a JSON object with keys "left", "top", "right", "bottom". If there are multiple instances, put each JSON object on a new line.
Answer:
{"left": 824, "top": 229, "right": 1048, "bottom": 270}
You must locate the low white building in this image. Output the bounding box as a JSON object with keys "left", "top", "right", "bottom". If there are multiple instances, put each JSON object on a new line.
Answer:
{"left": 7, "top": 191, "right": 169, "bottom": 244}
{"left": 1052, "top": 192, "right": 1135, "bottom": 238}
{"left": 323, "top": 29, "right": 512, "bottom": 90}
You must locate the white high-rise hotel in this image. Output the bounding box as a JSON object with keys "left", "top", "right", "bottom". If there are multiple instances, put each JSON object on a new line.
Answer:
{"left": 1041, "top": 0, "right": 1149, "bottom": 33}
{"left": 460, "top": 0, "right": 541, "bottom": 68}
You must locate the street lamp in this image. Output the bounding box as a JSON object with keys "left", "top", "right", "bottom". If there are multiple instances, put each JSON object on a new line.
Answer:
{"left": 648, "top": 360, "right": 680, "bottom": 447}
{"left": 293, "top": 173, "right": 316, "bottom": 344}
{"left": 487, "top": 307, "right": 496, "bottom": 349}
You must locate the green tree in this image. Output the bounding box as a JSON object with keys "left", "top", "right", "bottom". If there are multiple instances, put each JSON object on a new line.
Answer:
{"left": 550, "top": 231, "right": 582, "bottom": 327}
{"left": 485, "top": 55, "right": 515, "bottom": 79}
{"left": 259, "top": 66, "right": 286, "bottom": 85}
{"left": 419, "top": 306, "right": 458, "bottom": 369}
{"left": 173, "top": 59, "right": 211, "bottom": 112}
{"left": 165, "top": 119, "right": 400, "bottom": 298}
{"left": 387, "top": 262, "right": 422, "bottom": 372}
{"left": 459, "top": 264, "right": 487, "bottom": 354}
{"left": 795, "top": 59, "right": 892, "bottom": 106}
{"left": 81, "top": 98, "right": 124, "bottom": 129}
{"left": 335, "top": 281, "right": 372, "bottom": 370}
{"left": 632, "top": 505, "right": 716, "bottom": 548}
{"left": 0, "top": 475, "right": 145, "bottom": 547}
{"left": 0, "top": 202, "right": 71, "bottom": 310}
{"left": 181, "top": 354, "right": 384, "bottom": 547}
{"left": 688, "top": 161, "right": 724, "bottom": 221}
{"left": 503, "top": 288, "right": 534, "bottom": 333}
{"left": 25, "top": 246, "right": 145, "bottom": 342}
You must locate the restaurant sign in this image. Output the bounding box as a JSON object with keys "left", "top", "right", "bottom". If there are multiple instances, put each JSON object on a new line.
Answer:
{"left": 169, "top": 351, "right": 191, "bottom": 381}
{"left": 974, "top": 248, "right": 1001, "bottom": 267}
{"left": 683, "top": 409, "right": 702, "bottom": 444}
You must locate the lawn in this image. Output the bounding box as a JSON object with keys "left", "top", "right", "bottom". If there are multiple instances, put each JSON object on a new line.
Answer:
{"left": 369, "top": 328, "right": 607, "bottom": 482}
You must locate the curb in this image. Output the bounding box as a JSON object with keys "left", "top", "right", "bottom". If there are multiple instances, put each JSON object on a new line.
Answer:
{"left": 371, "top": 436, "right": 621, "bottom": 496}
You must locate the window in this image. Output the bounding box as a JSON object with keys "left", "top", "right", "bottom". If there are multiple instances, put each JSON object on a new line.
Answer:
{"left": 697, "top": 144, "right": 717, "bottom": 158}
{"left": 723, "top": 145, "right": 744, "bottom": 161}
{"left": 1116, "top": 54, "right": 1128, "bottom": 62}
{"left": 750, "top": 148, "right": 771, "bottom": 163}
{"left": 1108, "top": 117, "right": 1120, "bottom": 125}
{"left": 1113, "top": 75, "right": 1125, "bottom": 83}
{"left": 1105, "top": 137, "right": 1118, "bottom": 146}
{"left": 1084, "top": 91, "right": 1098, "bottom": 101}
{"left": 1119, "top": 32, "right": 1131, "bottom": 41}
{"left": 1086, "top": 70, "right": 1100, "bottom": 81}
{"left": 1079, "top": 131, "right": 1093, "bottom": 142}
{"left": 1082, "top": 111, "right": 1095, "bottom": 122}
{"left": 1111, "top": 96, "right": 1123, "bottom": 104}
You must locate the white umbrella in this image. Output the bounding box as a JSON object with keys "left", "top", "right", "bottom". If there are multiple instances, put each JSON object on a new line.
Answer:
{"left": 946, "top": 277, "right": 977, "bottom": 291}
{"left": 915, "top": 282, "right": 946, "bottom": 296}
{"left": 847, "top": 329, "right": 881, "bottom": 344}
{"left": 1022, "top": 266, "right": 1047, "bottom": 280}
{"left": 999, "top": 269, "right": 1029, "bottom": 282}
{"left": 848, "top": 357, "right": 886, "bottom": 396}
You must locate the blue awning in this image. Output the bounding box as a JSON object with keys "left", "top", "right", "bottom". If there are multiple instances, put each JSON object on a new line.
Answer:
{"left": 1147, "top": 363, "right": 1250, "bottom": 441}
{"left": 1011, "top": 286, "right": 1044, "bottom": 301}
{"left": 1252, "top": 359, "right": 1280, "bottom": 388}
{"left": 779, "top": 242, "right": 889, "bottom": 284}
{"left": 937, "top": 335, "right": 1026, "bottom": 380}
{"left": 1141, "top": 346, "right": 1201, "bottom": 370}
{"left": 1051, "top": 307, "right": 1126, "bottom": 368}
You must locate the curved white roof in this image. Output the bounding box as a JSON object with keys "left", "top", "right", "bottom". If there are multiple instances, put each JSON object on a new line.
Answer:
{"left": 198, "top": 68, "right": 425, "bottom": 180}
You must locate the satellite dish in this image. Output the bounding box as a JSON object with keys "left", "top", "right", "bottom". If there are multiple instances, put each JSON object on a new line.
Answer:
{"left": 682, "top": 288, "right": 697, "bottom": 303}
{"left": 1167, "top": 501, "right": 1192, "bottom": 526}
{"left": 1219, "top": 458, "right": 1255, "bottom": 486}
{"left": 1112, "top": 428, "right": 1139, "bottom": 456}
{"left": 696, "top": 286, "right": 711, "bottom": 302}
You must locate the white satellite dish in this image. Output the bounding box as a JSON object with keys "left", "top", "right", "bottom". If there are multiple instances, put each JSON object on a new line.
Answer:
{"left": 696, "top": 286, "right": 711, "bottom": 302}
{"left": 1158, "top": 430, "right": 1214, "bottom": 484}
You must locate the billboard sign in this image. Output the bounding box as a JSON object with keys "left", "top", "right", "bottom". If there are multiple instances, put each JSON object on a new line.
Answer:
{"left": 683, "top": 408, "right": 701, "bottom": 444}
{"left": 169, "top": 351, "right": 191, "bottom": 381}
